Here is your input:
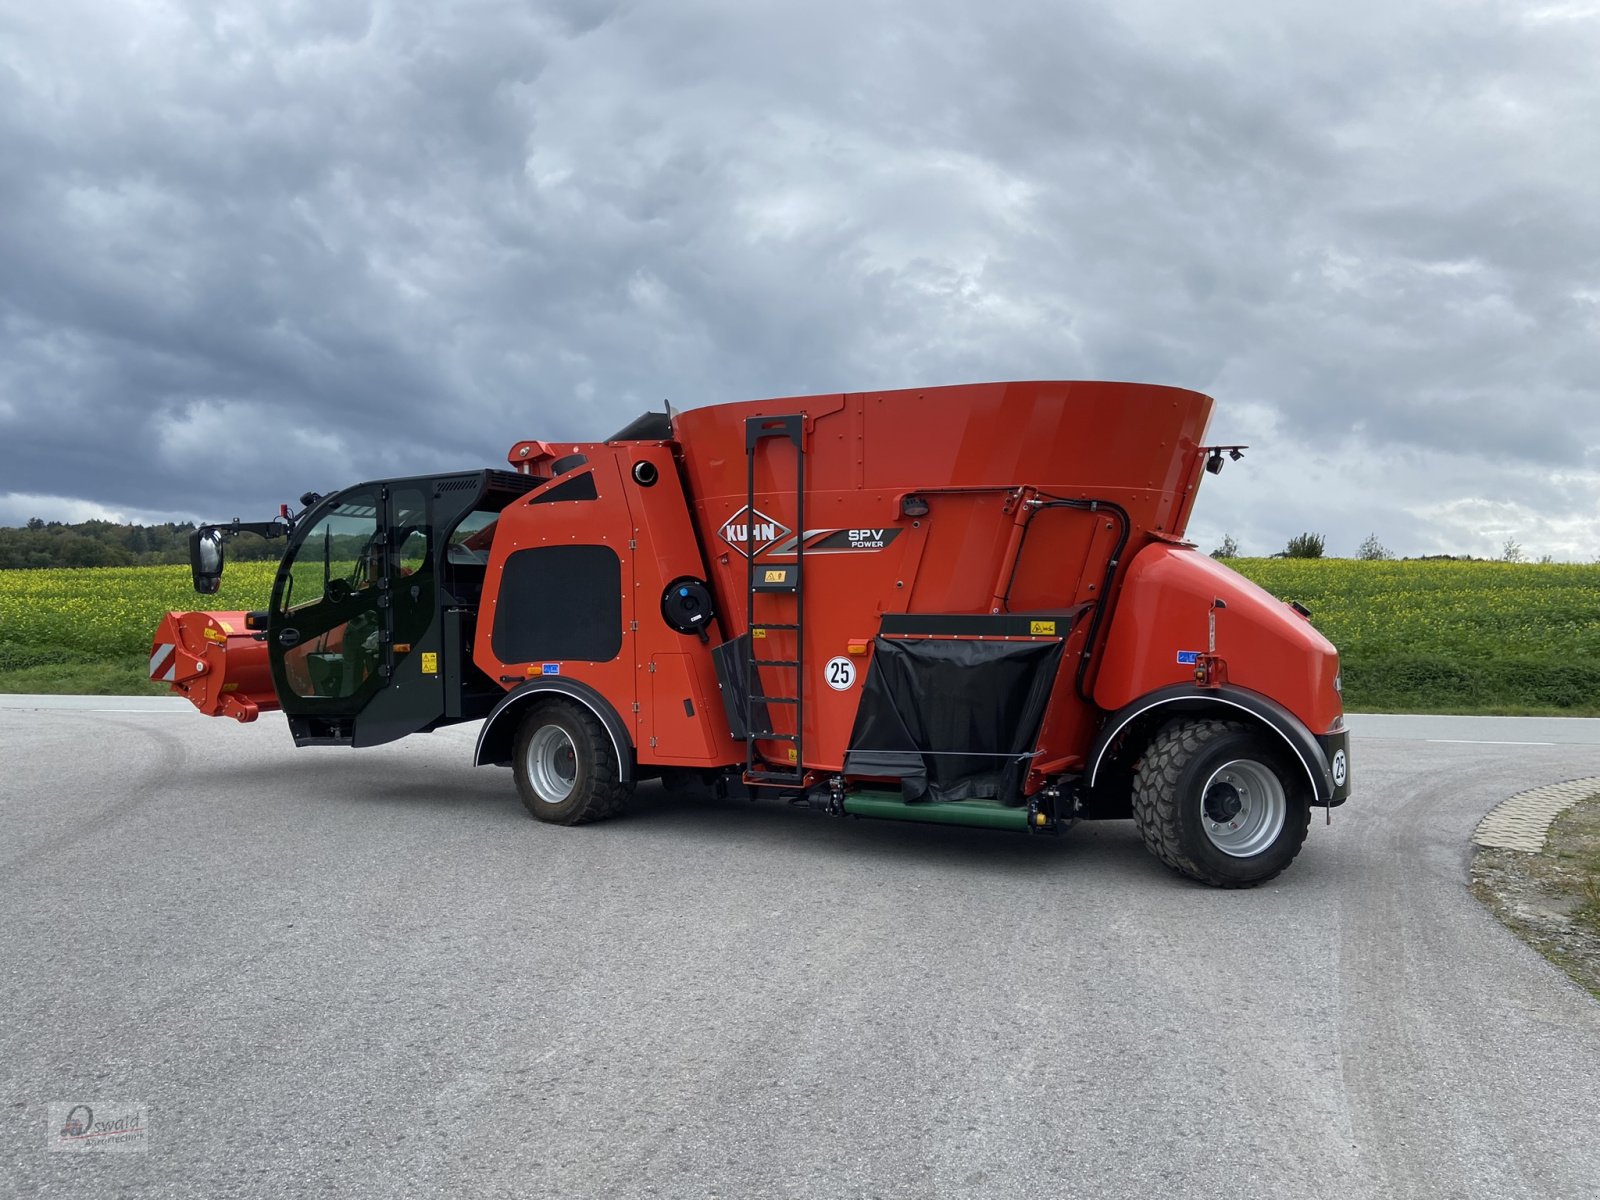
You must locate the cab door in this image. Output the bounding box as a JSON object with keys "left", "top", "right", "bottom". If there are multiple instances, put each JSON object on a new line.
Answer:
{"left": 347, "top": 482, "right": 447, "bottom": 747}
{"left": 269, "top": 482, "right": 445, "bottom": 746}
{"left": 269, "top": 487, "right": 389, "bottom": 725}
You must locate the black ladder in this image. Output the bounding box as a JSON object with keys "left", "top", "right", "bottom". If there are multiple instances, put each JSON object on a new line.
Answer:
{"left": 744, "top": 414, "right": 806, "bottom": 787}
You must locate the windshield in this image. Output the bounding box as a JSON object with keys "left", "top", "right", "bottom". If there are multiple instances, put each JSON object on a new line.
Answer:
{"left": 279, "top": 497, "right": 380, "bottom": 614}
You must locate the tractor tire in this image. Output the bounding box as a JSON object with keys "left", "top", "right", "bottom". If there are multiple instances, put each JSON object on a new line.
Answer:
{"left": 512, "top": 701, "right": 633, "bottom": 825}
{"left": 1131, "top": 719, "right": 1312, "bottom": 888}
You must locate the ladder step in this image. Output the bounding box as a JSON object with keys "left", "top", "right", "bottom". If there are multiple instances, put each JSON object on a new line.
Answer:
{"left": 751, "top": 623, "right": 801, "bottom": 631}
{"left": 747, "top": 730, "right": 799, "bottom": 741}
{"left": 752, "top": 659, "right": 799, "bottom": 667}
{"left": 751, "top": 695, "right": 798, "bottom": 705}
{"left": 746, "top": 769, "right": 806, "bottom": 785}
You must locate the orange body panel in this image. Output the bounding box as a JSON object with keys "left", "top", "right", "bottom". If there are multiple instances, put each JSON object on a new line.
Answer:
{"left": 1093, "top": 545, "right": 1343, "bottom": 735}
{"left": 474, "top": 445, "right": 734, "bottom": 768}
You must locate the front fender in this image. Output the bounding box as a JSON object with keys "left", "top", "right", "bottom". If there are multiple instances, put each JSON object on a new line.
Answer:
{"left": 1088, "top": 683, "right": 1347, "bottom": 805}
{"left": 474, "top": 679, "right": 636, "bottom": 782}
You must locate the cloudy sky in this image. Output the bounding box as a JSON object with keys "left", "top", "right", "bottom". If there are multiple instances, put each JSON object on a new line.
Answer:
{"left": 1, "top": 0, "right": 1596, "bottom": 558}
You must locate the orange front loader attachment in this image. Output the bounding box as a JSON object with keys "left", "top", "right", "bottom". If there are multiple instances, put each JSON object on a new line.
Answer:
{"left": 150, "top": 611, "right": 280, "bottom": 723}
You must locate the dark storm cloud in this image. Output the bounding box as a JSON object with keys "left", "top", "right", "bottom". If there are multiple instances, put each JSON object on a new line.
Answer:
{"left": 0, "top": 0, "right": 1595, "bottom": 556}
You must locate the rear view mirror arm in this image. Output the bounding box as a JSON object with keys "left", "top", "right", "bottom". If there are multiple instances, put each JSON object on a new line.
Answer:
{"left": 188, "top": 516, "right": 294, "bottom": 595}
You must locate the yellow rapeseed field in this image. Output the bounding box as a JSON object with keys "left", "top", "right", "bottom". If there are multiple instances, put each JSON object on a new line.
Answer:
{"left": 0, "top": 562, "right": 279, "bottom": 667}
{"left": 1232, "top": 558, "right": 1600, "bottom": 660}
{"left": 1231, "top": 558, "right": 1600, "bottom": 711}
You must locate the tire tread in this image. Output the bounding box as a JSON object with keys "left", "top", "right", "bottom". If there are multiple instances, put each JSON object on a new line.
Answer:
{"left": 514, "top": 701, "right": 632, "bottom": 825}
{"left": 1131, "top": 718, "right": 1311, "bottom": 888}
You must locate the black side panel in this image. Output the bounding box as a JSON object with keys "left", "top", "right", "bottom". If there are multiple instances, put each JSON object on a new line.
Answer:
{"left": 607, "top": 411, "right": 673, "bottom": 441}
{"left": 442, "top": 607, "right": 505, "bottom": 722}
{"left": 711, "top": 634, "right": 769, "bottom": 740}
{"left": 481, "top": 469, "right": 545, "bottom": 496}
{"left": 529, "top": 472, "right": 599, "bottom": 505}
{"left": 492, "top": 545, "right": 622, "bottom": 664}
{"left": 845, "top": 638, "right": 1066, "bottom": 803}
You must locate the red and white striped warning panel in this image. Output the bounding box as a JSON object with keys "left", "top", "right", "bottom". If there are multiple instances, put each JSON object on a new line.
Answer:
{"left": 149, "top": 643, "right": 177, "bottom": 682}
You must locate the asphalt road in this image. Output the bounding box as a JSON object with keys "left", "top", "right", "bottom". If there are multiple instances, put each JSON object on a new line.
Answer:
{"left": 2, "top": 699, "right": 1599, "bottom": 1199}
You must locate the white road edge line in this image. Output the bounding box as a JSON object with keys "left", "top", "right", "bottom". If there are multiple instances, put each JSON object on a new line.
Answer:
{"left": 1427, "top": 739, "right": 1557, "bottom": 747}
{"left": 84, "top": 708, "right": 190, "bottom": 714}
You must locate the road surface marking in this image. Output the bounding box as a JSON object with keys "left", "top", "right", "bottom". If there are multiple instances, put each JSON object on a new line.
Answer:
{"left": 1428, "top": 739, "right": 1556, "bottom": 747}
{"left": 85, "top": 708, "right": 190, "bottom": 714}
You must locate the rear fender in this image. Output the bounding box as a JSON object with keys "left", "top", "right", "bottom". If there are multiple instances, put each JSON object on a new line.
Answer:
{"left": 474, "top": 679, "right": 636, "bottom": 782}
{"left": 1088, "top": 683, "right": 1341, "bottom": 804}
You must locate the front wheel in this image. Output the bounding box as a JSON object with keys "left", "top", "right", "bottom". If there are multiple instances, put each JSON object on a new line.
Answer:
{"left": 512, "top": 701, "right": 633, "bottom": 825}
{"left": 1132, "top": 719, "right": 1312, "bottom": 887}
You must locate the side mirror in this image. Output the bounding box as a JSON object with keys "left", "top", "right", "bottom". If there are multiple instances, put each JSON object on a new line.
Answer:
{"left": 191, "top": 529, "right": 225, "bottom": 594}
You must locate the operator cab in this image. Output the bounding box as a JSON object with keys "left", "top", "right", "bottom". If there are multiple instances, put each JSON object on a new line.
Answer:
{"left": 268, "top": 470, "right": 539, "bottom": 747}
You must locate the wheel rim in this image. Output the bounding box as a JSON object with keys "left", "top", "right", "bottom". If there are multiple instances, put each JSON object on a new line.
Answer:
{"left": 1198, "top": 758, "right": 1287, "bottom": 858}
{"left": 526, "top": 725, "right": 578, "bottom": 803}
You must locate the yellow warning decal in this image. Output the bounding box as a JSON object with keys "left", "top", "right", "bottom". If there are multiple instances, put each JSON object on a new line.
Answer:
{"left": 202, "top": 627, "right": 227, "bottom": 644}
{"left": 788, "top": 748, "right": 798, "bottom": 762}
{"left": 753, "top": 628, "right": 767, "bottom": 639}
{"left": 764, "top": 569, "right": 785, "bottom": 583}
{"left": 221, "top": 683, "right": 239, "bottom": 693}
{"left": 421, "top": 652, "right": 438, "bottom": 675}
{"left": 1030, "top": 620, "right": 1057, "bottom": 635}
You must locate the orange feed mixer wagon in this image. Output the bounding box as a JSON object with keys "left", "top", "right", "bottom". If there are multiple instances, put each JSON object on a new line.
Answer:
{"left": 153, "top": 381, "right": 1350, "bottom": 886}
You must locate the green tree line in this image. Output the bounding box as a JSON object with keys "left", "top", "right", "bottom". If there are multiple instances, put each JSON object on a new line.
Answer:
{"left": 0, "top": 519, "right": 285, "bottom": 570}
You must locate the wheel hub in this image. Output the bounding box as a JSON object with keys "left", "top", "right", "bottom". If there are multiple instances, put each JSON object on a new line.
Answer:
{"left": 1204, "top": 781, "right": 1244, "bottom": 823}
{"left": 1198, "top": 759, "right": 1288, "bottom": 858}
{"left": 526, "top": 725, "right": 578, "bottom": 803}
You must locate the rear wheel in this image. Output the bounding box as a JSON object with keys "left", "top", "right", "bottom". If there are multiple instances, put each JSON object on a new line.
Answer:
{"left": 513, "top": 701, "right": 632, "bottom": 825}
{"left": 1131, "top": 719, "right": 1312, "bottom": 887}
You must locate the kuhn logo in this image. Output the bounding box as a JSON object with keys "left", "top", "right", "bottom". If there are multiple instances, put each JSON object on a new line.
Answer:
{"left": 719, "top": 506, "right": 791, "bottom": 557}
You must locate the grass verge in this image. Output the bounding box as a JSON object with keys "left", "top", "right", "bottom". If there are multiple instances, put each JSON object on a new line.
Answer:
{"left": 0, "top": 659, "right": 170, "bottom": 696}
{"left": 1471, "top": 792, "right": 1600, "bottom": 1001}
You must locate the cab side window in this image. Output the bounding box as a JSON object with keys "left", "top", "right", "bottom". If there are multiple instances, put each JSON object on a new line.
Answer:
{"left": 390, "top": 488, "right": 434, "bottom": 647}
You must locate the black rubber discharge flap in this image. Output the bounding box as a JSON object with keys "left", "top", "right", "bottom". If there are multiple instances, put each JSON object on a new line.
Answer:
{"left": 712, "top": 633, "right": 770, "bottom": 741}
{"left": 844, "top": 636, "right": 1066, "bottom": 804}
